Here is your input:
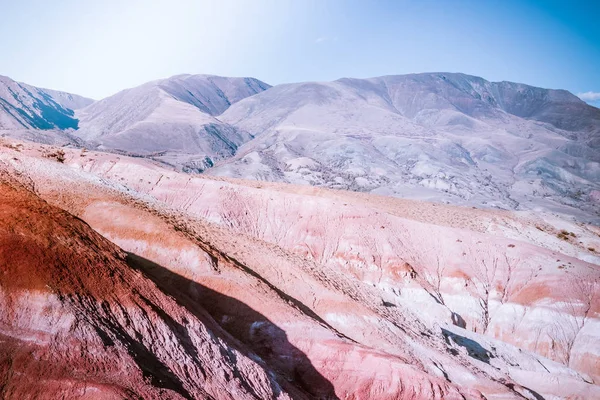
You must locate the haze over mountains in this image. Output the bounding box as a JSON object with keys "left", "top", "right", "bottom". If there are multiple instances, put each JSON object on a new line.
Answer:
{"left": 1, "top": 71, "right": 598, "bottom": 221}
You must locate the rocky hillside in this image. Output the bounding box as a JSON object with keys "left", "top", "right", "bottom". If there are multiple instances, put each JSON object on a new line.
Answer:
{"left": 0, "top": 166, "right": 324, "bottom": 399}
{"left": 1, "top": 137, "right": 598, "bottom": 399}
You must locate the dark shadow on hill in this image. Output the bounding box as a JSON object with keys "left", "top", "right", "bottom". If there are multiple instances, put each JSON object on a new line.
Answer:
{"left": 442, "top": 328, "right": 493, "bottom": 364}
{"left": 126, "top": 252, "right": 339, "bottom": 400}
{"left": 441, "top": 329, "right": 545, "bottom": 399}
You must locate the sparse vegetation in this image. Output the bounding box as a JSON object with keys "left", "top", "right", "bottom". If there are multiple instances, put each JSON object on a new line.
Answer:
{"left": 557, "top": 232, "right": 569, "bottom": 240}
{"left": 44, "top": 149, "right": 66, "bottom": 163}
{"left": 556, "top": 230, "right": 575, "bottom": 241}
{"left": 546, "top": 277, "right": 598, "bottom": 365}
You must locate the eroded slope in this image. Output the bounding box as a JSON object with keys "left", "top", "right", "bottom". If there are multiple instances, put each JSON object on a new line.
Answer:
{"left": 1, "top": 139, "right": 599, "bottom": 399}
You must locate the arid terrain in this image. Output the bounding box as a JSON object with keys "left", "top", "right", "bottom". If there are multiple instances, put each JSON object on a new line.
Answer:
{"left": 2, "top": 0, "right": 600, "bottom": 396}
{"left": 1, "top": 137, "right": 598, "bottom": 399}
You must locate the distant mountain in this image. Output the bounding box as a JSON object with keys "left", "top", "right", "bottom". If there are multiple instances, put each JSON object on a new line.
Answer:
{"left": 75, "top": 74, "right": 270, "bottom": 171}
{"left": 0, "top": 75, "right": 93, "bottom": 130}
{"left": 1, "top": 71, "right": 599, "bottom": 218}
{"left": 212, "top": 73, "right": 600, "bottom": 218}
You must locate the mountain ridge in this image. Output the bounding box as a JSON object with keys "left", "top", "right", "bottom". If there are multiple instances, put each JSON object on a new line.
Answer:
{"left": 70, "top": 74, "right": 270, "bottom": 171}
{"left": 1, "top": 71, "right": 599, "bottom": 220}
{"left": 211, "top": 72, "right": 600, "bottom": 220}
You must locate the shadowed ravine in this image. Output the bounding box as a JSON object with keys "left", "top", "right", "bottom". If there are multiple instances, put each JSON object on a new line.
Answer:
{"left": 126, "top": 252, "right": 339, "bottom": 400}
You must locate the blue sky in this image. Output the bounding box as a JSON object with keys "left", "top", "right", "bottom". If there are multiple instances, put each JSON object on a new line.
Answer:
{"left": 0, "top": 0, "right": 598, "bottom": 105}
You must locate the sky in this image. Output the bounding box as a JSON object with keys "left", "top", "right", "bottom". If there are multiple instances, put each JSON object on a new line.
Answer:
{"left": 0, "top": 0, "right": 598, "bottom": 105}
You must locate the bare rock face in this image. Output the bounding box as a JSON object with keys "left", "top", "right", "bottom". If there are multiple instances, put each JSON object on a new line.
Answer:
{"left": 1, "top": 139, "right": 599, "bottom": 399}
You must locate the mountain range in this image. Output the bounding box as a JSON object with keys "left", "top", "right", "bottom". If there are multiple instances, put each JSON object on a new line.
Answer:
{"left": 1, "top": 71, "right": 598, "bottom": 221}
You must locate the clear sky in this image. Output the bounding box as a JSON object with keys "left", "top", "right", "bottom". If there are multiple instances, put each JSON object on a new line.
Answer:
{"left": 0, "top": 0, "right": 598, "bottom": 105}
